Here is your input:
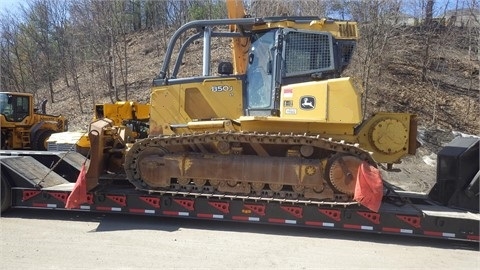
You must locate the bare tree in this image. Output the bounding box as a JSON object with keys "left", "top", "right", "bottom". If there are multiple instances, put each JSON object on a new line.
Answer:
{"left": 421, "top": 0, "right": 435, "bottom": 82}
{"left": 347, "top": 0, "right": 403, "bottom": 116}
{"left": 23, "top": 0, "right": 57, "bottom": 102}
{"left": 0, "top": 12, "right": 25, "bottom": 93}
{"left": 49, "top": 0, "right": 70, "bottom": 89}
{"left": 71, "top": 0, "right": 118, "bottom": 103}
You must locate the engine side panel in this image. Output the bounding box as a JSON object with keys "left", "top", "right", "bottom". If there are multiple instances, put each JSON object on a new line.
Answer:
{"left": 149, "top": 76, "right": 244, "bottom": 136}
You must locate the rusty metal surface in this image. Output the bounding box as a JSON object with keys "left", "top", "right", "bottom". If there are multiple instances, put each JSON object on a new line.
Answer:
{"left": 327, "top": 155, "right": 363, "bottom": 195}
{"left": 85, "top": 119, "right": 113, "bottom": 191}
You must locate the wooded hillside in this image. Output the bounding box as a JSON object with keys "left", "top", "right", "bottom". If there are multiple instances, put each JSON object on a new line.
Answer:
{"left": 1, "top": 0, "right": 479, "bottom": 138}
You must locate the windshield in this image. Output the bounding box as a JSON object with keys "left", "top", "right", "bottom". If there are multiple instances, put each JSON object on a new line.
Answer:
{"left": 246, "top": 31, "right": 275, "bottom": 109}
{"left": 283, "top": 30, "right": 334, "bottom": 77}
{"left": 0, "top": 93, "right": 30, "bottom": 122}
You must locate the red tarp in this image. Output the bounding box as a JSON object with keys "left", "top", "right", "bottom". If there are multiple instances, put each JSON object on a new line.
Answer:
{"left": 65, "top": 163, "right": 88, "bottom": 209}
{"left": 354, "top": 162, "right": 383, "bottom": 212}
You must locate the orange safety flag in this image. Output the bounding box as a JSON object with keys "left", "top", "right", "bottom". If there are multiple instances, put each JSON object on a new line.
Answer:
{"left": 354, "top": 162, "right": 383, "bottom": 212}
{"left": 65, "top": 163, "right": 88, "bottom": 209}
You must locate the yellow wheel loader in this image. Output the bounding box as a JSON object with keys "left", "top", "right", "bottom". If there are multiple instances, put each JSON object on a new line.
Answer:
{"left": 0, "top": 92, "right": 67, "bottom": 150}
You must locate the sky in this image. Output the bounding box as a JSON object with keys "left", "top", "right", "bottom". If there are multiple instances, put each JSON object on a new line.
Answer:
{"left": 0, "top": 0, "right": 25, "bottom": 15}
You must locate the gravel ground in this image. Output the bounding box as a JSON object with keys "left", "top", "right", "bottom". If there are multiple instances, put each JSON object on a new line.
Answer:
{"left": 1, "top": 209, "right": 478, "bottom": 269}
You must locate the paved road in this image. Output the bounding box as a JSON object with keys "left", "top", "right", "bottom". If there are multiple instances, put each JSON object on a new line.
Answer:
{"left": 1, "top": 209, "right": 478, "bottom": 269}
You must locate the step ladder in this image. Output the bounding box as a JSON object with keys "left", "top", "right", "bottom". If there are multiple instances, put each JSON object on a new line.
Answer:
{"left": 20, "top": 131, "right": 31, "bottom": 149}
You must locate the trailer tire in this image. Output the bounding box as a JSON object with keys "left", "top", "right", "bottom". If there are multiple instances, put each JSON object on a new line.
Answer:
{"left": 31, "top": 129, "right": 54, "bottom": 151}
{"left": 1, "top": 172, "right": 12, "bottom": 213}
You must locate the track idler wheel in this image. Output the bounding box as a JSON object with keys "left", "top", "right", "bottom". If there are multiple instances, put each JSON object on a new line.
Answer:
{"left": 326, "top": 154, "right": 363, "bottom": 196}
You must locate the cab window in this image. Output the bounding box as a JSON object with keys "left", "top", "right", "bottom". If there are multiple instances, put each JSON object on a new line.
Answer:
{"left": 246, "top": 31, "right": 275, "bottom": 109}
{"left": 0, "top": 94, "right": 30, "bottom": 122}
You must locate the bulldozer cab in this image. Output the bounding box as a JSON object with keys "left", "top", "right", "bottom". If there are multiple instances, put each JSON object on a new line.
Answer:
{"left": 0, "top": 92, "right": 31, "bottom": 122}
{"left": 244, "top": 27, "right": 355, "bottom": 116}
{"left": 150, "top": 18, "right": 358, "bottom": 124}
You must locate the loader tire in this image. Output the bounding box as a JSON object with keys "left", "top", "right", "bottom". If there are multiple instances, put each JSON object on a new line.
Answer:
{"left": 1, "top": 172, "right": 12, "bottom": 213}
{"left": 31, "top": 129, "right": 54, "bottom": 151}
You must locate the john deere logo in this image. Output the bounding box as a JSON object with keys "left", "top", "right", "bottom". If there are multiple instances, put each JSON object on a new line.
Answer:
{"left": 300, "top": 96, "right": 315, "bottom": 110}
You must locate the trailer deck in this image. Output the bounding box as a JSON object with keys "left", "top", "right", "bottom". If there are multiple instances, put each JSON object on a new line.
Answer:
{"left": 1, "top": 137, "right": 479, "bottom": 242}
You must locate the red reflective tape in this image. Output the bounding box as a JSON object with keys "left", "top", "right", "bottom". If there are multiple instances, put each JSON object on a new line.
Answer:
{"left": 424, "top": 231, "right": 455, "bottom": 238}
{"left": 64, "top": 204, "right": 90, "bottom": 210}
{"left": 424, "top": 231, "right": 442, "bottom": 237}
{"left": 232, "top": 216, "right": 260, "bottom": 222}
{"left": 305, "top": 221, "right": 322, "bottom": 226}
{"left": 382, "top": 227, "right": 413, "bottom": 234}
{"left": 32, "top": 203, "right": 57, "bottom": 208}
{"left": 96, "top": 206, "right": 122, "bottom": 212}
{"left": 197, "top": 213, "right": 224, "bottom": 219}
{"left": 467, "top": 235, "right": 480, "bottom": 241}
{"left": 383, "top": 227, "right": 400, "bottom": 233}
{"left": 268, "top": 218, "right": 296, "bottom": 224}
{"left": 423, "top": 231, "right": 455, "bottom": 238}
{"left": 163, "top": 211, "right": 189, "bottom": 217}
{"left": 344, "top": 224, "right": 373, "bottom": 231}
{"left": 269, "top": 218, "right": 286, "bottom": 224}
{"left": 129, "top": 208, "right": 155, "bottom": 214}
{"left": 305, "top": 221, "right": 335, "bottom": 228}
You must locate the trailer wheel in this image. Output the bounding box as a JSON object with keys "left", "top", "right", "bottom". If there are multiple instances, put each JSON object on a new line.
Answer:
{"left": 31, "top": 129, "right": 54, "bottom": 151}
{"left": 1, "top": 172, "right": 12, "bottom": 213}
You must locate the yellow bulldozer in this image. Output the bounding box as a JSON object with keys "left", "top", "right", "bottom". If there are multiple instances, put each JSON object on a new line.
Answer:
{"left": 77, "top": 101, "right": 150, "bottom": 153}
{"left": 0, "top": 92, "right": 67, "bottom": 150}
{"left": 84, "top": 1, "right": 418, "bottom": 203}
{"left": 45, "top": 100, "right": 150, "bottom": 156}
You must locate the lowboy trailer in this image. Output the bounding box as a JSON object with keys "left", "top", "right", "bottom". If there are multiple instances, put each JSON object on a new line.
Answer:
{"left": 1, "top": 136, "right": 478, "bottom": 242}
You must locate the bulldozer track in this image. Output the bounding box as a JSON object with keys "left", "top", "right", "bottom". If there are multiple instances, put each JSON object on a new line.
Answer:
{"left": 124, "top": 131, "right": 377, "bottom": 205}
